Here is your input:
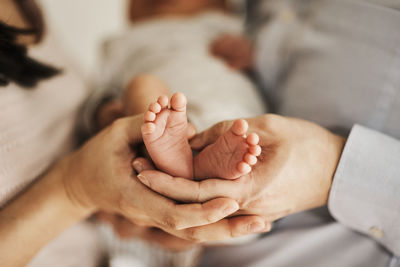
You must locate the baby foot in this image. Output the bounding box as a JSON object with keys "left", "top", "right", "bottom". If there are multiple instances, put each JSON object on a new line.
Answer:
{"left": 142, "top": 93, "right": 194, "bottom": 179}
{"left": 194, "top": 119, "right": 261, "bottom": 180}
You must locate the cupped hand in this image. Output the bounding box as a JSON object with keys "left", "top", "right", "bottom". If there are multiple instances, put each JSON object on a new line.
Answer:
{"left": 136, "top": 114, "right": 346, "bottom": 222}
{"left": 95, "top": 160, "right": 195, "bottom": 251}
{"left": 62, "top": 114, "right": 268, "bottom": 242}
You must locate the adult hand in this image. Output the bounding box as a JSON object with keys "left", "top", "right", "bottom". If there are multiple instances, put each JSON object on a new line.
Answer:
{"left": 136, "top": 114, "right": 346, "bottom": 222}
{"left": 63, "top": 114, "right": 267, "bottom": 242}
{"left": 95, "top": 157, "right": 193, "bottom": 252}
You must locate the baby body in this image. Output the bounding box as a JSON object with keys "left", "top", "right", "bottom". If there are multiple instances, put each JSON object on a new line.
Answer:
{"left": 92, "top": 11, "right": 266, "bottom": 132}
{"left": 89, "top": 4, "right": 268, "bottom": 267}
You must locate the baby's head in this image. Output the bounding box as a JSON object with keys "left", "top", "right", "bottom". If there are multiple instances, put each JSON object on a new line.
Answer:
{"left": 129, "top": 0, "right": 229, "bottom": 22}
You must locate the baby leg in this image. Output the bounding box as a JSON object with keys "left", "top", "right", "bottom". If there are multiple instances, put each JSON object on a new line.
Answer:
{"left": 123, "top": 74, "right": 171, "bottom": 116}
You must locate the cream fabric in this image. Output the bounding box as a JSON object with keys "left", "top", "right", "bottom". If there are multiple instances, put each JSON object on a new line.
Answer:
{"left": 0, "top": 35, "right": 87, "bottom": 207}
{"left": 84, "top": 11, "right": 267, "bottom": 266}
{"left": 83, "top": 11, "right": 266, "bottom": 133}
{"left": 0, "top": 35, "right": 101, "bottom": 266}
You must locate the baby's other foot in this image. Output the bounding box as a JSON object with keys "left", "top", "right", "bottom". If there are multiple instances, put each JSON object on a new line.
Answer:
{"left": 194, "top": 119, "right": 261, "bottom": 180}
{"left": 142, "top": 93, "right": 193, "bottom": 179}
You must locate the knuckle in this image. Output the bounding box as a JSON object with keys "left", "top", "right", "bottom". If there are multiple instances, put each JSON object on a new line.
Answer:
{"left": 110, "top": 118, "right": 125, "bottom": 134}
{"left": 234, "top": 177, "right": 255, "bottom": 207}
{"left": 204, "top": 210, "right": 220, "bottom": 224}
{"left": 195, "top": 182, "right": 202, "bottom": 203}
{"left": 161, "top": 214, "right": 179, "bottom": 230}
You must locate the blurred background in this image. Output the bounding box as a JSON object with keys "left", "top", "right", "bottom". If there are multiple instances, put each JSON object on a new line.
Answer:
{"left": 37, "top": 0, "right": 244, "bottom": 80}
{"left": 38, "top": 0, "right": 128, "bottom": 79}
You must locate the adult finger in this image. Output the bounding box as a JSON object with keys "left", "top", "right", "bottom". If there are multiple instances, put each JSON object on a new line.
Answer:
{"left": 132, "top": 157, "right": 154, "bottom": 173}
{"left": 110, "top": 114, "right": 144, "bottom": 145}
{"left": 137, "top": 170, "right": 247, "bottom": 203}
{"left": 123, "top": 180, "right": 240, "bottom": 231}
{"left": 189, "top": 120, "right": 233, "bottom": 150}
{"left": 186, "top": 123, "right": 197, "bottom": 140}
{"left": 153, "top": 198, "right": 240, "bottom": 231}
{"left": 166, "top": 215, "right": 271, "bottom": 243}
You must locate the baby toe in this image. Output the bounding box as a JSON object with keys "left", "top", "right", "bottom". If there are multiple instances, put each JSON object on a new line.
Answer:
{"left": 237, "top": 161, "right": 251, "bottom": 174}
{"left": 144, "top": 111, "right": 156, "bottom": 122}
{"left": 249, "top": 145, "right": 262, "bottom": 156}
{"left": 244, "top": 153, "right": 257, "bottom": 165}
{"left": 246, "top": 133, "right": 259, "bottom": 146}
{"left": 170, "top": 92, "right": 187, "bottom": 112}
{"left": 149, "top": 102, "right": 162, "bottom": 113}
{"left": 158, "top": 95, "right": 169, "bottom": 109}
{"left": 231, "top": 119, "right": 248, "bottom": 136}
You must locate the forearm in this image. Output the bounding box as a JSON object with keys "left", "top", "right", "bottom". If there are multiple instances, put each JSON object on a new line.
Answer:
{"left": 0, "top": 157, "right": 92, "bottom": 266}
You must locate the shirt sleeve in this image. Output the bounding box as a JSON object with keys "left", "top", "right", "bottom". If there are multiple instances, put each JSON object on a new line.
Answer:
{"left": 328, "top": 124, "right": 400, "bottom": 256}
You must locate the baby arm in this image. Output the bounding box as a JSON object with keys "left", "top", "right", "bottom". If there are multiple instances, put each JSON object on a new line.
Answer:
{"left": 210, "top": 34, "right": 254, "bottom": 71}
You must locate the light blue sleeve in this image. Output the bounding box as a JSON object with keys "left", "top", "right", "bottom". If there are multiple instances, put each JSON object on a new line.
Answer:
{"left": 329, "top": 125, "right": 400, "bottom": 256}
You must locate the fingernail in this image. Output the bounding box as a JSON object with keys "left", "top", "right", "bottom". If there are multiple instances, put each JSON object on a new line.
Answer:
{"left": 137, "top": 174, "right": 150, "bottom": 187}
{"left": 263, "top": 222, "right": 273, "bottom": 232}
{"left": 223, "top": 202, "right": 239, "bottom": 215}
{"left": 248, "top": 222, "right": 264, "bottom": 233}
{"left": 187, "top": 125, "right": 197, "bottom": 137}
{"left": 133, "top": 160, "right": 143, "bottom": 173}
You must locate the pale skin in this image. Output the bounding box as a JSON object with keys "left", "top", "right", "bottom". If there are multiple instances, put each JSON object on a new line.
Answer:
{"left": 0, "top": 4, "right": 270, "bottom": 265}
{"left": 96, "top": 79, "right": 345, "bottom": 244}
{"left": 96, "top": 75, "right": 264, "bottom": 250}
{"left": 95, "top": 0, "right": 258, "bottom": 248}
{"left": 0, "top": 1, "right": 342, "bottom": 261}
{"left": 141, "top": 92, "right": 261, "bottom": 179}
{"left": 0, "top": 112, "right": 270, "bottom": 266}
{"left": 125, "top": 0, "right": 261, "bottom": 181}
{"left": 136, "top": 114, "right": 346, "bottom": 227}
{"left": 94, "top": 0, "right": 257, "bottom": 247}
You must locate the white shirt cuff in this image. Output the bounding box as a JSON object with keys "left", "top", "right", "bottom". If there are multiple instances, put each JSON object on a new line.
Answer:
{"left": 329, "top": 124, "right": 400, "bottom": 256}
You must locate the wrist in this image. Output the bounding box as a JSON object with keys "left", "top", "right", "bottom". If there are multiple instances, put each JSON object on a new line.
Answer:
{"left": 0, "top": 156, "right": 93, "bottom": 266}
{"left": 59, "top": 152, "right": 98, "bottom": 217}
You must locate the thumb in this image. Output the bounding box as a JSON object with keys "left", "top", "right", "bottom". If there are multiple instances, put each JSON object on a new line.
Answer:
{"left": 186, "top": 123, "right": 197, "bottom": 140}
{"left": 132, "top": 157, "right": 155, "bottom": 173}
{"left": 190, "top": 120, "right": 232, "bottom": 150}
{"left": 117, "top": 114, "right": 144, "bottom": 145}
